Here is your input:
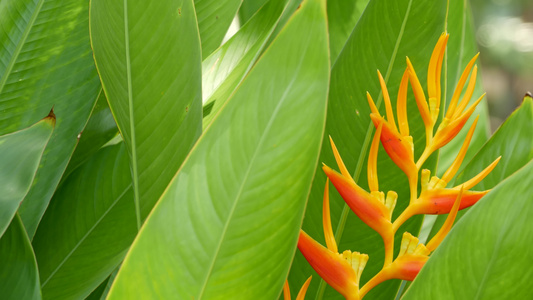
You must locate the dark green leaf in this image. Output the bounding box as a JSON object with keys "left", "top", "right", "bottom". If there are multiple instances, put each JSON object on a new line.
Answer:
{"left": 0, "top": 113, "right": 54, "bottom": 238}
{"left": 0, "top": 214, "right": 41, "bottom": 300}
{"left": 33, "top": 143, "right": 135, "bottom": 300}
{"left": 0, "top": 0, "right": 102, "bottom": 238}
{"left": 108, "top": 0, "right": 330, "bottom": 298}
{"left": 61, "top": 90, "right": 118, "bottom": 182}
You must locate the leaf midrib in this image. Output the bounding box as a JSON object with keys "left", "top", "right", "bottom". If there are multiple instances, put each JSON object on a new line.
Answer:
{"left": 196, "top": 53, "right": 307, "bottom": 300}
{"left": 41, "top": 183, "right": 133, "bottom": 287}
{"left": 315, "top": 0, "right": 414, "bottom": 298}
{"left": 0, "top": 0, "right": 45, "bottom": 95}
{"left": 122, "top": 0, "right": 141, "bottom": 230}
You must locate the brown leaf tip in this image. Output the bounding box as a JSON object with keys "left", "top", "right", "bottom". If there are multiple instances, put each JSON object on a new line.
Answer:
{"left": 525, "top": 91, "right": 532, "bottom": 98}
{"left": 44, "top": 107, "right": 56, "bottom": 125}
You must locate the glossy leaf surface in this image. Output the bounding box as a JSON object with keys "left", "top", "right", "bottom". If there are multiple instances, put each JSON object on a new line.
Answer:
{"left": 0, "top": 114, "right": 54, "bottom": 238}
{"left": 90, "top": 0, "right": 203, "bottom": 225}
{"left": 202, "top": 0, "right": 288, "bottom": 126}
{"left": 33, "top": 143, "right": 136, "bottom": 300}
{"left": 404, "top": 159, "right": 533, "bottom": 299}
{"left": 108, "top": 0, "right": 329, "bottom": 298}
{"left": 194, "top": 0, "right": 243, "bottom": 59}
{"left": 327, "top": 0, "right": 368, "bottom": 63}
{"left": 0, "top": 215, "right": 41, "bottom": 300}
{"left": 0, "top": 0, "right": 102, "bottom": 237}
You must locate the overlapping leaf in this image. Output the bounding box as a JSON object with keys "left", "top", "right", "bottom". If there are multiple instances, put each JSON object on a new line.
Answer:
{"left": 404, "top": 159, "right": 533, "bottom": 299}
{"left": 33, "top": 143, "right": 135, "bottom": 300}
{"left": 194, "top": 0, "right": 243, "bottom": 59}
{"left": 0, "top": 113, "right": 54, "bottom": 238}
{"left": 0, "top": 0, "right": 101, "bottom": 238}
{"left": 0, "top": 215, "right": 41, "bottom": 300}
{"left": 90, "top": 0, "right": 203, "bottom": 226}
{"left": 108, "top": 0, "right": 329, "bottom": 298}
{"left": 202, "top": 0, "right": 288, "bottom": 127}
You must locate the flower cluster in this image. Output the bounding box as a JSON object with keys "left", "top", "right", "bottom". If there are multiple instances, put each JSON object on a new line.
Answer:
{"left": 297, "top": 33, "right": 500, "bottom": 299}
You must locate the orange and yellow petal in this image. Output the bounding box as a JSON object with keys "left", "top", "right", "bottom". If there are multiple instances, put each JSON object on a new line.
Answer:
{"left": 298, "top": 230, "right": 360, "bottom": 299}
{"left": 323, "top": 165, "right": 391, "bottom": 234}
{"left": 414, "top": 188, "right": 488, "bottom": 214}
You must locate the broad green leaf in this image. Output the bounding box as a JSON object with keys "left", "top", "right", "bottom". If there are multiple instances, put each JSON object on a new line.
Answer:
{"left": 0, "top": 0, "right": 102, "bottom": 238}
{"left": 238, "top": 0, "right": 269, "bottom": 24}
{"left": 0, "top": 214, "right": 41, "bottom": 300}
{"left": 288, "top": 0, "right": 451, "bottom": 299}
{"left": 90, "top": 0, "right": 203, "bottom": 227}
{"left": 327, "top": 0, "right": 368, "bottom": 64}
{"left": 195, "top": 0, "right": 243, "bottom": 59}
{"left": 108, "top": 0, "right": 329, "bottom": 298}
{"left": 404, "top": 159, "right": 533, "bottom": 299}
{"left": 84, "top": 277, "right": 109, "bottom": 300}
{"left": 428, "top": 95, "right": 533, "bottom": 241}
{"left": 61, "top": 90, "right": 118, "bottom": 182}
{"left": 0, "top": 113, "right": 54, "bottom": 238}
{"left": 202, "top": 0, "right": 288, "bottom": 126}
{"left": 33, "top": 143, "right": 136, "bottom": 300}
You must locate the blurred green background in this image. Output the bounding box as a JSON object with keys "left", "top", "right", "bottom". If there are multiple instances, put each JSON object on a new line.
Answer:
{"left": 471, "top": 0, "right": 533, "bottom": 131}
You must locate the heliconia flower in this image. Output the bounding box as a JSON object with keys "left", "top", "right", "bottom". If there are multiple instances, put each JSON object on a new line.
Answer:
{"left": 361, "top": 190, "right": 464, "bottom": 298}
{"left": 323, "top": 139, "right": 396, "bottom": 238}
{"left": 283, "top": 276, "right": 312, "bottom": 300}
{"left": 367, "top": 70, "right": 417, "bottom": 184}
{"left": 298, "top": 180, "right": 369, "bottom": 300}
{"left": 393, "top": 119, "right": 500, "bottom": 228}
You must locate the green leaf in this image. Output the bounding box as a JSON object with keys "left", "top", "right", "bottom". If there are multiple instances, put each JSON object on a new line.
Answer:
{"left": 288, "top": 0, "right": 453, "bottom": 299}
{"left": 0, "top": 113, "right": 54, "bottom": 238}
{"left": 33, "top": 143, "right": 136, "bottom": 300}
{"left": 202, "top": 0, "right": 288, "bottom": 127}
{"left": 61, "top": 90, "right": 118, "bottom": 182}
{"left": 0, "top": 214, "right": 41, "bottom": 300}
{"left": 0, "top": 0, "right": 102, "bottom": 238}
{"left": 108, "top": 0, "right": 329, "bottom": 298}
{"left": 404, "top": 159, "right": 533, "bottom": 299}
{"left": 327, "top": 0, "right": 368, "bottom": 64}
{"left": 195, "top": 0, "right": 243, "bottom": 59}
{"left": 90, "top": 0, "right": 203, "bottom": 227}
{"left": 238, "top": 0, "right": 269, "bottom": 24}
{"left": 428, "top": 95, "right": 533, "bottom": 241}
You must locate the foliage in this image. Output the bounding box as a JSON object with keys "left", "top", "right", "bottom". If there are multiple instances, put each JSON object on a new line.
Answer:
{"left": 0, "top": 0, "right": 531, "bottom": 299}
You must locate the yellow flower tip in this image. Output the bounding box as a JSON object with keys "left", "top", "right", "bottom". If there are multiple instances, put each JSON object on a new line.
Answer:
{"left": 342, "top": 250, "right": 369, "bottom": 286}
{"left": 398, "top": 232, "right": 421, "bottom": 257}
{"left": 368, "top": 122, "right": 383, "bottom": 192}
{"left": 295, "top": 276, "right": 312, "bottom": 300}
{"left": 441, "top": 115, "right": 479, "bottom": 183}
{"left": 385, "top": 191, "right": 398, "bottom": 219}
{"left": 298, "top": 230, "right": 359, "bottom": 299}
{"left": 283, "top": 280, "right": 291, "bottom": 300}
{"left": 453, "top": 65, "right": 479, "bottom": 119}
{"left": 397, "top": 68, "right": 410, "bottom": 137}
{"left": 383, "top": 232, "right": 429, "bottom": 281}
{"left": 323, "top": 179, "right": 338, "bottom": 253}
{"left": 426, "top": 186, "right": 464, "bottom": 252}
{"left": 457, "top": 156, "right": 501, "bottom": 190}
{"left": 446, "top": 53, "right": 481, "bottom": 119}
{"left": 367, "top": 92, "right": 380, "bottom": 116}
{"left": 377, "top": 70, "right": 398, "bottom": 131}
{"left": 329, "top": 136, "right": 353, "bottom": 181}
{"left": 406, "top": 58, "right": 432, "bottom": 128}
{"left": 420, "top": 169, "right": 431, "bottom": 192}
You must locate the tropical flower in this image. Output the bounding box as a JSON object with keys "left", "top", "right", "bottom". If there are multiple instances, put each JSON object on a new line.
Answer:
{"left": 297, "top": 32, "right": 500, "bottom": 300}
{"left": 298, "top": 180, "right": 368, "bottom": 300}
